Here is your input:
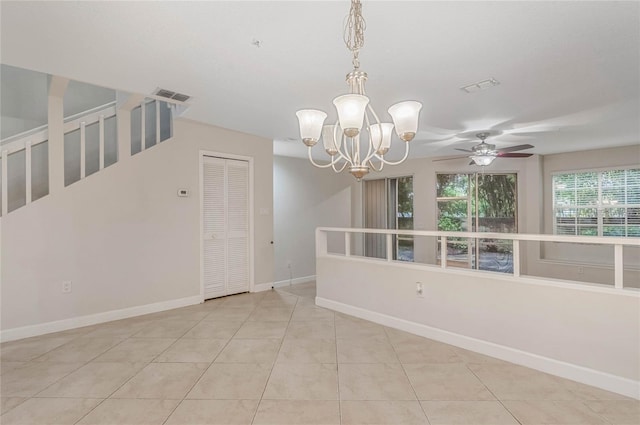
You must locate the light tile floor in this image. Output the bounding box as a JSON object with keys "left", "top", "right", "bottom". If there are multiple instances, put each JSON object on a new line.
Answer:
{"left": 1, "top": 282, "right": 638, "bottom": 424}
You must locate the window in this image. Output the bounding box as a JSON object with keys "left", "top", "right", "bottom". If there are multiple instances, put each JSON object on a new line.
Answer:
{"left": 363, "top": 176, "right": 413, "bottom": 261}
{"left": 393, "top": 176, "right": 414, "bottom": 261}
{"left": 553, "top": 168, "right": 640, "bottom": 237}
{"left": 436, "top": 173, "right": 517, "bottom": 273}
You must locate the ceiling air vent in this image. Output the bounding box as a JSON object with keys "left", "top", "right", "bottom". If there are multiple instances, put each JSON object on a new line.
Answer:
{"left": 460, "top": 78, "right": 500, "bottom": 93}
{"left": 171, "top": 93, "right": 190, "bottom": 102}
{"left": 153, "top": 88, "right": 191, "bottom": 103}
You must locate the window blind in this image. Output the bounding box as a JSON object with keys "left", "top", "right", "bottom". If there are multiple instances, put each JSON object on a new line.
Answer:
{"left": 553, "top": 168, "right": 640, "bottom": 237}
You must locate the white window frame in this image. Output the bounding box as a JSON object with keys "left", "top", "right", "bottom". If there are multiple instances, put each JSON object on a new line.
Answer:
{"left": 552, "top": 166, "right": 640, "bottom": 237}
{"left": 436, "top": 172, "right": 519, "bottom": 271}
{"left": 362, "top": 174, "right": 414, "bottom": 261}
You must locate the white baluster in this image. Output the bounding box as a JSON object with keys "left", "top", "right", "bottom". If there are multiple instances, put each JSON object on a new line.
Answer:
{"left": 140, "top": 101, "right": 146, "bottom": 152}
{"left": 513, "top": 240, "right": 520, "bottom": 278}
{"left": 614, "top": 244, "right": 623, "bottom": 289}
{"left": 345, "top": 232, "right": 351, "bottom": 257}
{"left": 25, "top": 141, "right": 32, "bottom": 204}
{"left": 80, "top": 122, "right": 86, "bottom": 179}
{"left": 316, "top": 228, "right": 328, "bottom": 256}
{"left": 156, "top": 101, "right": 161, "bottom": 145}
{"left": 386, "top": 233, "right": 393, "bottom": 261}
{"left": 99, "top": 115, "right": 105, "bottom": 170}
{"left": 1, "top": 149, "right": 8, "bottom": 215}
{"left": 441, "top": 236, "right": 448, "bottom": 268}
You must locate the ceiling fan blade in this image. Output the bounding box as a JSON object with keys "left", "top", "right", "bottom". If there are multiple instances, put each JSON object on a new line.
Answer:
{"left": 505, "top": 131, "right": 549, "bottom": 137}
{"left": 497, "top": 152, "right": 534, "bottom": 158}
{"left": 413, "top": 135, "right": 455, "bottom": 143}
{"left": 432, "top": 155, "right": 468, "bottom": 162}
{"left": 418, "top": 125, "right": 462, "bottom": 136}
{"left": 454, "top": 148, "right": 474, "bottom": 153}
{"left": 497, "top": 144, "right": 534, "bottom": 153}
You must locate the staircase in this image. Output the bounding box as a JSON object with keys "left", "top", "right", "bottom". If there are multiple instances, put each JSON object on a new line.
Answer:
{"left": 0, "top": 77, "right": 180, "bottom": 217}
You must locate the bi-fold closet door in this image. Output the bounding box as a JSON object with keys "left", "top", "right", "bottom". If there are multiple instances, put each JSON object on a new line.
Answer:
{"left": 202, "top": 156, "right": 249, "bottom": 299}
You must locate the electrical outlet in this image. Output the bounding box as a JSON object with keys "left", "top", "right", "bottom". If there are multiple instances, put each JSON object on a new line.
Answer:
{"left": 287, "top": 261, "right": 292, "bottom": 269}
{"left": 416, "top": 282, "right": 424, "bottom": 298}
{"left": 62, "top": 281, "right": 72, "bottom": 294}
{"left": 577, "top": 267, "right": 584, "bottom": 275}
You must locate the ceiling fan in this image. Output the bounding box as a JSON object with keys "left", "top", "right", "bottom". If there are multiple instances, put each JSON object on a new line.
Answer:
{"left": 434, "top": 132, "right": 534, "bottom": 166}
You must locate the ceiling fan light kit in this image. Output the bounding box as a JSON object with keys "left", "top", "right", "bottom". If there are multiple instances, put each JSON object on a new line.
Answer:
{"left": 295, "top": 0, "right": 422, "bottom": 180}
{"left": 432, "top": 132, "right": 535, "bottom": 165}
{"left": 469, "top": 132, "right": 498, "bottom": 166}
{"left": 470, "top": 154, "right": 496, "bottom": 166}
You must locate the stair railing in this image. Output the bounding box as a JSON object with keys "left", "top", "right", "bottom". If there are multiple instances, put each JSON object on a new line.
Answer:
{"left": 0, "top": 101, "right": 116, "bottom": 215}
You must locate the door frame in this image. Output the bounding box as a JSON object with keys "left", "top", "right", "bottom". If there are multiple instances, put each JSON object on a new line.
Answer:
{"left": 199, "top": 150, "right": 255, "bottom": 301}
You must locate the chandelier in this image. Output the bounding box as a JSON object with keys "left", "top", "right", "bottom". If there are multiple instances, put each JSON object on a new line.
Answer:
{"left": 295, "top": 0, "right": 422, "bottom": 181}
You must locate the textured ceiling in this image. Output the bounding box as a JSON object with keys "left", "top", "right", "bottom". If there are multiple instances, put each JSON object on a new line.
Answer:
{"left": 1, "top": 1, "right": 638, "bottom": 160}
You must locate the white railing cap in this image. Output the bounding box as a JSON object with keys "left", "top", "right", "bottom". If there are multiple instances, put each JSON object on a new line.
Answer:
{"left": 316, "top": 227, "right": 640, "bottom": 247}
{"left": 0, "top": 101, "right": 117, "bottom": 155}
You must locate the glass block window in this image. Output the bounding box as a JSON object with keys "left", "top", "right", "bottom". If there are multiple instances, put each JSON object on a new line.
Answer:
{"left": 553, "top": 168, "right": 640, "bottom": 237}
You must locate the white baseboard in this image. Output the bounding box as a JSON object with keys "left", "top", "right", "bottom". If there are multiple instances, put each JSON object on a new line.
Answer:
{"left": 0, "top": 295, "right": 203, "bottom": 343}
{"left": 316, "top": 296, "right": 640, "bottom": 400}
{"left": 252, "top": 282, "right": 274, "bottom": 292}
{"left": 273, "top": 275, "right": 316, "bottom": 288}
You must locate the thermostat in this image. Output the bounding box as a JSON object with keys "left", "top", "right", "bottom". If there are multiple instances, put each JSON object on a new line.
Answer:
{"left": 177, "top": 188, "right": 190, "bottom": 197}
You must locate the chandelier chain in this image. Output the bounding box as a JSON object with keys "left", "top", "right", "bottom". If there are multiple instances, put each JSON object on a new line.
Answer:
{"left": 343, "top": 0, "right": 366, "bottom": 69}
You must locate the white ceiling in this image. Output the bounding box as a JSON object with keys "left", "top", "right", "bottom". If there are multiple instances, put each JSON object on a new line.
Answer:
{"left": 1, "top": 1, "right": 638, "bottom": 161}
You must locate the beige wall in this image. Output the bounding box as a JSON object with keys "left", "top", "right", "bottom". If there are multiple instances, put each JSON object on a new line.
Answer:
{"left": 273, "top": 156, "right": 352, "bottom": 283}
{"left": 1, "top": 118, "right": 274, "bottom": 332}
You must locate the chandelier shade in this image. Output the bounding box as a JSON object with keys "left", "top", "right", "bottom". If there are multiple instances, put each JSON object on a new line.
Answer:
{"left": 296, "top": 109, "right": 327, "bottom": 146}
{"left": 370, "top": 122, "right": 394, "bottom": 155}
{"left": 332, "top": 94, "right": 370, "bottom": 137}
{"left": 322, "top": 124, "right": 342, "bottom": 156}
{"left": 294, "top": 0, "right": 423, "bottom": 180}
{"left": 387, "top": 101, "right": 422, "bottom": 142}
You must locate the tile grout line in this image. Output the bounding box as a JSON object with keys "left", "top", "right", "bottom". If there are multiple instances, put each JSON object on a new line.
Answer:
{"left": 383, "top": 326, "right": 433, "bottom": 425}
{"left": 69, "top": 346, "right": 165, "bottom": 424}
{"left": 75, "top": 294, "right": 259, "bottom": 425}
{"left": 334, "top": 301, "right": 343, "bottom": 425}
{"left": 28, "top": 335, "right": 129, "bottom": 402}
{"left": 161, "top": 293, "right": 264, "bottom": 425}
{"left": 579, "top": 400, "right": 615, "bottom": 425}
{"left": 71, "top": 305, "right": 220, "bottom": 425}
{"left": 581, "top": 401, "right": 617, "bottom": 425}
{"left": 464, "top": 363, "right": 524, "bottom": 425}
{"left": 141, "top": 302, "right": 216, "bottom": 362}
{"left": 0, "top": 398, "right": 29, "bottom": 418}
{"left": 3, "top": 324, "right": 139, "bottom": 420}
{"left": 9, "top": 328, "right": 119, "bottom": 403}
{"left": 249, "top": 289, "right": 299, "bottom": 425}
{"left": 2, "top": 291, "right": 262, "bottom": 423}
